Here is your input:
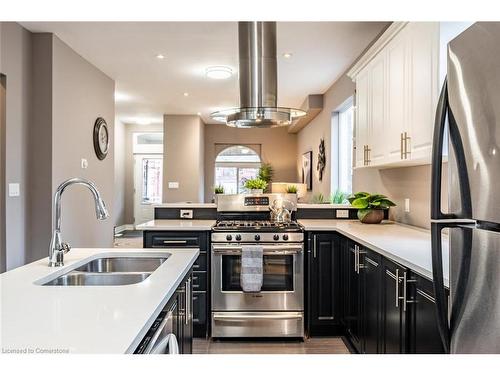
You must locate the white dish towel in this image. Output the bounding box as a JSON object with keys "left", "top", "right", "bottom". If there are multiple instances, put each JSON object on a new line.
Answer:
{"left": 240, "top": 245, "right": 263, "bottom": 292}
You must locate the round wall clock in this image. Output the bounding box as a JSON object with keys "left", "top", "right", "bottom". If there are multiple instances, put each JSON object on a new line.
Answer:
{"left": 93, "top": 117, "right": 109, "bottom": 160}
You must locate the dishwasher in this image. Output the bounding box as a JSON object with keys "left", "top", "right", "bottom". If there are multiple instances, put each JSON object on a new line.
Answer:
{"left": 134, "top": 301, "right": 179, "bottom": 354}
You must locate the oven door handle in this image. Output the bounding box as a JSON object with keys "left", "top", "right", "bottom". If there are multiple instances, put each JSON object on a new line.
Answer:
{"left": 212, "top": 246, "right": 303, "bottom": 255}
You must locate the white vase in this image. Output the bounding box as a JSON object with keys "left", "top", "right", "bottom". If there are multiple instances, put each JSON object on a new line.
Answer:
{"left": 249, "top": 189, "right": 264, "bottom": 194}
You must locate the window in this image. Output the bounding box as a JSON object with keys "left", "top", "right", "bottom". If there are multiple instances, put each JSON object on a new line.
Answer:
{"left": 133, "top": 132, "right": 163, "bottom": 154}
{"left": 215, "top": 145, "right": 261, "bottom": 194}
{"left": 141, "top": 157, "right": 163, "bottom": 204}
{"left": 332, "top": 98, "right": 354, "bottom": 195}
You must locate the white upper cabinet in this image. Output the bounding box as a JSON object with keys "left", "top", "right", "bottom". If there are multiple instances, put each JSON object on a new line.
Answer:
{"left": 349, "top": 22, "right": 470, "bottom": 169}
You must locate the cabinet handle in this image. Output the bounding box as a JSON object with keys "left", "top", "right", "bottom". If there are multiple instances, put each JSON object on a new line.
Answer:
{"left": 162, "top": 240, "right": 188, "bottom": 244}
{"left": 354, "top": 245, "right": 359, "bottom": 273}
{"left": 313, "top": 235, "right": 317, "bottom": 258}
{"left": 185, "top": 277, "right": 190, "bottom": 326}
{"left": 395, "top": 268, "right": 400, "bottom": 307}
{"left": 404, "top": 132, "right": 411, "bottom": 159}
{"left": 363, "top": 146, "right": 366, "bottom": 166}
{"left": 400, "top": 271, "right": 416, "bottom": 311}
{"left": 400, "top": 133, "right": 404, "bottom": 159}
{"left": 366, "top": 146, "right": 371, "bottom": 165}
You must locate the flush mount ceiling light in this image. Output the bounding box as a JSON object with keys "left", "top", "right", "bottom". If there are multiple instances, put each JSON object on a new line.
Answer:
{"left": 206, "top": 66, "right": 233, "bottom": 80}
{"left": 282, "top": 52, "right": 293, "bottom": 59}
{"left": 183, "top": 92, "right": 189, "bottom": 97}
{"left": 156, "top": 54, "right": 165, "bottom": 60}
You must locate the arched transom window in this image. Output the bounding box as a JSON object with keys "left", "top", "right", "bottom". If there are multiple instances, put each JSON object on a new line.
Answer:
{"left": 215, "top": 145, "right": 261, "bottom": 194}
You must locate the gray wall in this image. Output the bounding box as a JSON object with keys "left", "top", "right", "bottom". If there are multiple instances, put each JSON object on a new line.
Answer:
{"left": 114, "top": 119, "right": 126, "bottom": 227}
{"left": 1, "top": 24, "right": 116, "bottom": 267}
{"left": 163, "top": 115, "right": 204, "bottom": 203}
{"left": 296, "top": 74, "right": 355, "bottom": 202}
{"left": 204, "top": 124, "right": 298, "bottom": 202}
{"left": 0, "top": 23, "right": 31, "bottom": 269}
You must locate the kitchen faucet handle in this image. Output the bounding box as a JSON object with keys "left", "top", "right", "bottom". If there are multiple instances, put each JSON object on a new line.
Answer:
{"left": 61, "top": 242, "right": 71, "bottom": 253}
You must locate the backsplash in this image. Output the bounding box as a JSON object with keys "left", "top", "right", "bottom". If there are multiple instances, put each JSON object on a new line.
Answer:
{"left": 353, "top": 163, "right": 448, "bottom": 230}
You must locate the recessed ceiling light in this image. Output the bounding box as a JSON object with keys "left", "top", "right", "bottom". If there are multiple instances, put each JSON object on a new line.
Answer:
{"left": 156, "top": 54, "right": 165, "bottom": 60}
{"left": 282, "top": 52, "right": 293, "bottom": 59}
{"left": 197, "top": 112, "right": 202, "bottom": 116}
{"left": 206, "top": 66, "right": 233, "bottom": 80}
{"left": 183, "top": 92, "right": 189, "bottom": 97}
{"left": 114, "top": 91, "right": 131, "bottom": 102}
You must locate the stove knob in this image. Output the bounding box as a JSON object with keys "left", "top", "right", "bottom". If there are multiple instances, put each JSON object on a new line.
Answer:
{"left": 273, "top": 234, "right": 279, "bottom": 241}
{"left": 226, "top": 234, "right": 233, "bottom": 241}
{"left": 235, "top": 234, "right": 242, "bottom": 241}
{"left": 254, "top": 234, "right": 261, "bottom": 241}
{"left": 283, "top": 234, "right": 289, "bottom": 241}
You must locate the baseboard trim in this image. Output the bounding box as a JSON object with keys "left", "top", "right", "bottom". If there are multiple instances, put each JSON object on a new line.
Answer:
{"left": 114, "top": 224, "right": 135, "bottom": 235}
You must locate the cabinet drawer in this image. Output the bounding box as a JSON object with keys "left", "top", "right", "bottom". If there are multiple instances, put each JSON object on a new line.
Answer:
{"left": 148, "top": 233, "right": 201, "bottom": 248}
{"left": 192, "top": 272, "right": 207, "bottom": 291}
{"left": 193, "top": 292, "right": 207, "bottom": 326}
{"left": 193, "top": 253, "right": 207, "bottom": 272}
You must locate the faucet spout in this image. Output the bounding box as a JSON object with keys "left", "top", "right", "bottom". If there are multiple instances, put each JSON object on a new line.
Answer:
{"left": 49, "top": 178, "right": 109, "bottom": 267}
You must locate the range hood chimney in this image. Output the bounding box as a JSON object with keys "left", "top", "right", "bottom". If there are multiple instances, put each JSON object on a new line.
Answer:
{"left": 211, "top": 22, "right": 306, "bottom": 128}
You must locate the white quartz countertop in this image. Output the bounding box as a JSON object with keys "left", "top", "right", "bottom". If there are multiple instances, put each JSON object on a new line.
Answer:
{"left": 0, "top": 247, "right": 199, "bottom": 354}
{"left": 298, "top": 219, "right": 449, "bottom": 286}
{"left": 136, "top": 219, "right": 216, "bottom": 231}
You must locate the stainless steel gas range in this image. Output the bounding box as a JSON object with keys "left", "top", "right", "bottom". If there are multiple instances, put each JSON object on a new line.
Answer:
{"left": 211, "top": 194, "right": 304, "bottom": 338}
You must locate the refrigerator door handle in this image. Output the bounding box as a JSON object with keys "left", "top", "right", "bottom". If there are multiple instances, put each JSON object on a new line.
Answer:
{"left": 431, "top": 79, "right": 454, "bottom": 220}
{"left": 431, "top": 222, "right": 450, "bottom": 353}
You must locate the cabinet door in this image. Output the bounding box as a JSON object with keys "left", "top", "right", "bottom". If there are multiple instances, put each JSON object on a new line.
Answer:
{"left": 368, "top": 56, "right": 386, "bottom": 165}
{"left": 344, "top": 241, "right": 363, "bottom": 352}
{"left": 386, "top": 28, "right": 409, "bottom": 163}
{"left": 408, "top": 22, "right": 439, "bottom": 161}
{"left": 355, "top": 70, "right": 370, "bottom": 168}
{"left": 382, "top": 259, "right": 408, "bottom": 353}
{"left": 409, "top": 274, "right": 446, "bottom": 353}
{"left": 362, "top": 250, "right": 382, "bottom": 354}
{"left": 308, "top": 233, "right": 341, "bottom": 336}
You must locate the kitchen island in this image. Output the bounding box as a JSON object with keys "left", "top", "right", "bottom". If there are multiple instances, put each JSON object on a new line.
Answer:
{"left": 0, "top": 247, "right": 198, "bottom": 354}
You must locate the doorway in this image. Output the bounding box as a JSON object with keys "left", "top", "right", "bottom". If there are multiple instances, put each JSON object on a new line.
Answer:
{"left": 134, "top": 154, "right": 163, "bottom": 225}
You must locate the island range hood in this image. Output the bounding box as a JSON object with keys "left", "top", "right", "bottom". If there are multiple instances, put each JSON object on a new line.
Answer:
{"left": 211, "top": 22, "right": 306, "bottom": 128}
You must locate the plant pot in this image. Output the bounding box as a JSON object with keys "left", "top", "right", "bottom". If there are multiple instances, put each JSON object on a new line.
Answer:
{"left": 249, "top": 189, "right": 264, "bottom": 194}
{"left": 358, "top": 209, "right": 384, "bottom": 224}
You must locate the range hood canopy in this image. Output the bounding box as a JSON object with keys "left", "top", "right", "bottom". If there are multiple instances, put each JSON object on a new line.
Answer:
{"left": 211, "top": 22, "right": 306, "bottom": 128}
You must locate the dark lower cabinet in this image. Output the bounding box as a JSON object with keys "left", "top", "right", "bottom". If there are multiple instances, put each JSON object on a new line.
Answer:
{"left": 362, "top": 250, "right": 382, "bottom": 354}
{"left": 409, "top": 274, "right": 446, "bottom": 354}
{"left": 381, "top": 258, "right": 408, "bottom": 353}
{"left": 307, "top": 232, "right": 342, "bottom": 336}
{"left": 342, "top": 239, "right": 362, "bottom": 352}
{"left": 144, "top": 231, "right": 210, "bottom": 338}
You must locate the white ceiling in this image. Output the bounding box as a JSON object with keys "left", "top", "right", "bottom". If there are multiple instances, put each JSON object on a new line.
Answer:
{"left": 21, "top": 22, "right": 388, "bottom": 125}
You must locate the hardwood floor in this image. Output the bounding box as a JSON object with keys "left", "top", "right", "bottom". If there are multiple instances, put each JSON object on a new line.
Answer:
{"left": 193, "top": 337, "right": 351, "bottom": 354}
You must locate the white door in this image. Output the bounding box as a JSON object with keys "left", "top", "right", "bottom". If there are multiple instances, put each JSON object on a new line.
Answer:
{"left": 134, "top": 155, "right": 163, "bottom": 226}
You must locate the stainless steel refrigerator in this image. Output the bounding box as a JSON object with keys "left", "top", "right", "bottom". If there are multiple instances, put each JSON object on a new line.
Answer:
{"left": 431, "top": 22, "right": 500, "bottom": 354}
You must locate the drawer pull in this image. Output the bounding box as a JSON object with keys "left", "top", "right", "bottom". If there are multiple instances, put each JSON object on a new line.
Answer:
{"left": 193, "top": 284, "right": 200, "bottom": 288}
{"left": 162, "top": 240, "right": 188, "bottom": 244}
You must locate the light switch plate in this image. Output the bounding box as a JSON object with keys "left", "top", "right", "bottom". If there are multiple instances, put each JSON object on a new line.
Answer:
{"left": 81, "top": 158, "right": 88, "bottom": 169}
{"left": 168, "top": 182, "right": 179, "bottom": 189}
{"left": 336, "top": 209, "right": 349, "bottom": 218}
{"left": 8, "top": 183, "right": 20, "bottom": 197}
{"left": 180, "top": 209, "right": 193, "bottom": 219}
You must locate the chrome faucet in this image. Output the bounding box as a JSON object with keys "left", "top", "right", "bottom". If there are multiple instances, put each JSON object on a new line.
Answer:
{"left": 48, "top": 177, "right": 109, "bottom": 267}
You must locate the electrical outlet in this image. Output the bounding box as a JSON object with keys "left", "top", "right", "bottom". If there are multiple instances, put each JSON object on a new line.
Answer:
{"left": 180, "top": 209, "right": 193, "bottom": 219}
{"left": 405, "top": 198, "right": 410, "bottom": 213}
{"left": 81, "top": 158, "right": 88, "bottom": 169}
{"left": 8, "top": 183, "right": 20, "bottom": 197}
{"left": 168, "top": 182, "right": 179, "bottom": 189}
{"left": 336, "top": 209, "right": 349, "bottom": 218}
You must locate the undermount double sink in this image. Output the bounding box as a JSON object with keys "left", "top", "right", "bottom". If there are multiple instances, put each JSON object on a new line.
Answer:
{"left": 42, "top": 255, "right": 170, "bottom": 286}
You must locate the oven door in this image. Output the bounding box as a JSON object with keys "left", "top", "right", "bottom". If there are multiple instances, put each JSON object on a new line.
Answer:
{"left": 211, "top": 243, "right": 304, "bottom": 311}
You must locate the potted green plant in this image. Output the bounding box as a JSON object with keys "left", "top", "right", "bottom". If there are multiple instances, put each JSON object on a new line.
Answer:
{"left": 214, "top": 185, "right": 224, "bottom": 194}
{"left": 330, "top": 189, "right": 348, "bottom": 204}
{"left": 286, "top": 185, "right": 298, "bottom": 194}
{"left": 348, "top": 192, "right": 396, "bottom": 224}
{"left": 258, "top": 163, "right": 274, "bottom": 192}
{"left": 244, "top": 178, "right": 268, "bottom": 194}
